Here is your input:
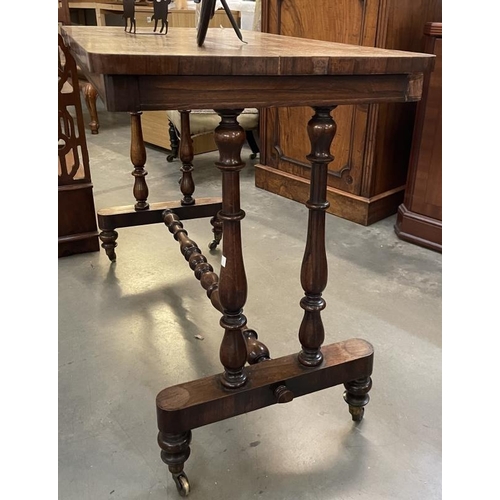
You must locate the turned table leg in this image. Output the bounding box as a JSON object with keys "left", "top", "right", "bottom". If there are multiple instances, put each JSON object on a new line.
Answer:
{"left": 98, "top": 111, "right": 149, "bottom": 262}
{"left": 175, "top": 110, "right": 222, "bottom": 250}
{"left": 298, "top": 106, "right": 373, "bottom": 420}
{"left": 130, "top": 111, "right": 149, "bottom": 211}
{"left": 298, "top": 106, "right": 337, "bottom": 367}
{"left": 155, "top": 107, "right": 375, "bottom": 497}
{"left": 158, "top": 109, "right": 250, "bottom": 494}
{"left": 179, "top": 110, "right": 195, "bottom": 206}
{"left": 214, "top": 108, "right": 248, "bottom": 389}
{"left": 82, "top": 82, "right": 99, "bottom": 134}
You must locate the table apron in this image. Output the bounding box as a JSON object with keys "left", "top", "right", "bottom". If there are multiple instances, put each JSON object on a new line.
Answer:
{"left": 99, "top": 73, "right": 423, "bottom": 112}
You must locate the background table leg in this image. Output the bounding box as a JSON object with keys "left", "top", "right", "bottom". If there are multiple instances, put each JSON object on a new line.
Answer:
{"left": 130, "top": 111, "right": 149, "bottom": 211}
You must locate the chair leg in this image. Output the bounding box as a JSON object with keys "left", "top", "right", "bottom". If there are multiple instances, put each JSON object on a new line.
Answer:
{"left": 245, "top": 130, "right": 260, "bottom": 159}
{"left": 167, "top": 121, "right": 180, "bottom": 162}
{"left": 82, "top": 82, "right": 100, "bottom": 135}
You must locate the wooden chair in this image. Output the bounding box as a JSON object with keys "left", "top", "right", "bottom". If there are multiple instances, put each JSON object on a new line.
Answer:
{"left": 166, "top": 108, "right": 260, "bottom": 163}
{"left": 58, "top": 0, "right": 100, "bottom": 134}
{"left": 58, "top": 33, "right": 100, "bottom": 257}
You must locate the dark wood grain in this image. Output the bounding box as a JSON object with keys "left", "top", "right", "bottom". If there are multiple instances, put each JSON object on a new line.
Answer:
{"left": 214, "top": 110, "right": 249, "bottom": 389}
{"left": 97, "top": 198, "right": 222, "bottom": 230}
{"left": 298, "top": 107, "right": 336, "bottom": 367}
{"left": 157, "top": 339, "right": 374, "bottom": 433}
{"left": 60, "top": 26, "right": 433, "bottom": 77}
{"left": 61, "top": 26, "right": 431, "bottom": 115}
{"left": 178, "top": 110, "right": 195, "bottom": 206}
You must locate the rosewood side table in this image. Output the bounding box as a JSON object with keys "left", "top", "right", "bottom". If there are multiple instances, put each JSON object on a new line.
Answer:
{"left": 61, "top": 26, "right": 434, "bottom": 497}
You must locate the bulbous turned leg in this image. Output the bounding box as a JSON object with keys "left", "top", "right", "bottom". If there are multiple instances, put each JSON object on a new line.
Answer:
{"left": 178, "top": 111, "right": 195, "bottom": 206}
{"left": 343, "top": 376, "right": 372, "bottom": 422}
{"left": 158, "top": 431, "right": 192, "bottom": 497}
{"left": 297, "top": 106, "right": 337, "bottom": 367}
{"left": 82, "top": 82, "right": 99, "bottom": 135}
{"left": 99, "top": 230, "right": 118, "bottom": 262}
{"left": 208, "top": 215, "right": 223, "bottom": 250}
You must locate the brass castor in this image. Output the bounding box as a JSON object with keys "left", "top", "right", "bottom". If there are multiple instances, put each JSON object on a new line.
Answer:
{"left": 172, "top": 472, "right": 190, "bottom": 497}
{"left": 343, "top": 376, "right": 372, "bottom": 422}
{"left": 347, "top": 405, "right": 365, "bottom": 422}
{"left": 208, "top": 239, "right": 220, "bottom": 250}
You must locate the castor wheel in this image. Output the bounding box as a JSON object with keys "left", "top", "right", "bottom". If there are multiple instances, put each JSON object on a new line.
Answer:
{"left": 348, "top": 405, "right": 365, "bottom": 422}
{"left": 167, "top": 154, "right": 177, "bottom": 162}
{"left": 208, "top": 235, "right": 222, "bottom": 250}
{"left": 172, "top": 472, "right": 190, "bottom": 497}
{"left": 343, "top": 376, "right": 371, "bottom": 422}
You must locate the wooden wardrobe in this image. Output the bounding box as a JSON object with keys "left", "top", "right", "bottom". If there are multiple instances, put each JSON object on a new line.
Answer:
{"left": 255, "top": 0, "right": 442, "bottom": 225}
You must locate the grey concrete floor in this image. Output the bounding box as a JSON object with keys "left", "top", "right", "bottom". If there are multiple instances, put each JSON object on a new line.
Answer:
{"left": 58, "top": 104, "right": 442, "bottom": 500}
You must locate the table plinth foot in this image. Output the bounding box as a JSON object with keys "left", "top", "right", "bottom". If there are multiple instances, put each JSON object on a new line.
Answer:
{"left": 157, "top": 338, "right": 373, "bottom": 432}
{"left": 96, "top": 198, "right": 221, "bottom": 259}
{"left": 98, "top": 198, "right": 221, "bottom": 231}
{"left": 156, "top": 339, "right": 373, "bottom": 494}
{"left": 343, "top": 376, "right": 372, "bottom": 422}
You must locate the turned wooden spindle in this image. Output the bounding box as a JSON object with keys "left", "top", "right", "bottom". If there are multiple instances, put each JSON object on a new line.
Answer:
{"left": 298, "top": 106, "right": 337, "bottom": 367}
{"left": 130, "top": 111, "right": 149, "bottom": 211}
{"left": 163, "top": 210, "right": 272, "bottom": 367}
{"left": 179, "top": 110, "right": 195, "bottom": 206}
{"left": 214, "top": 109, "right": 248, "bottom": 389}
{"left": 163, "top": 209, "right": 220, "bottom": 310}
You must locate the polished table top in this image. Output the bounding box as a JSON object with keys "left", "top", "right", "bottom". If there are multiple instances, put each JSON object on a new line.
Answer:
{"left": 60, "top": 26, "right": 434, "bottom": 111}
{"left": 61, "top": 26, "right": 433, "bottom": 76}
